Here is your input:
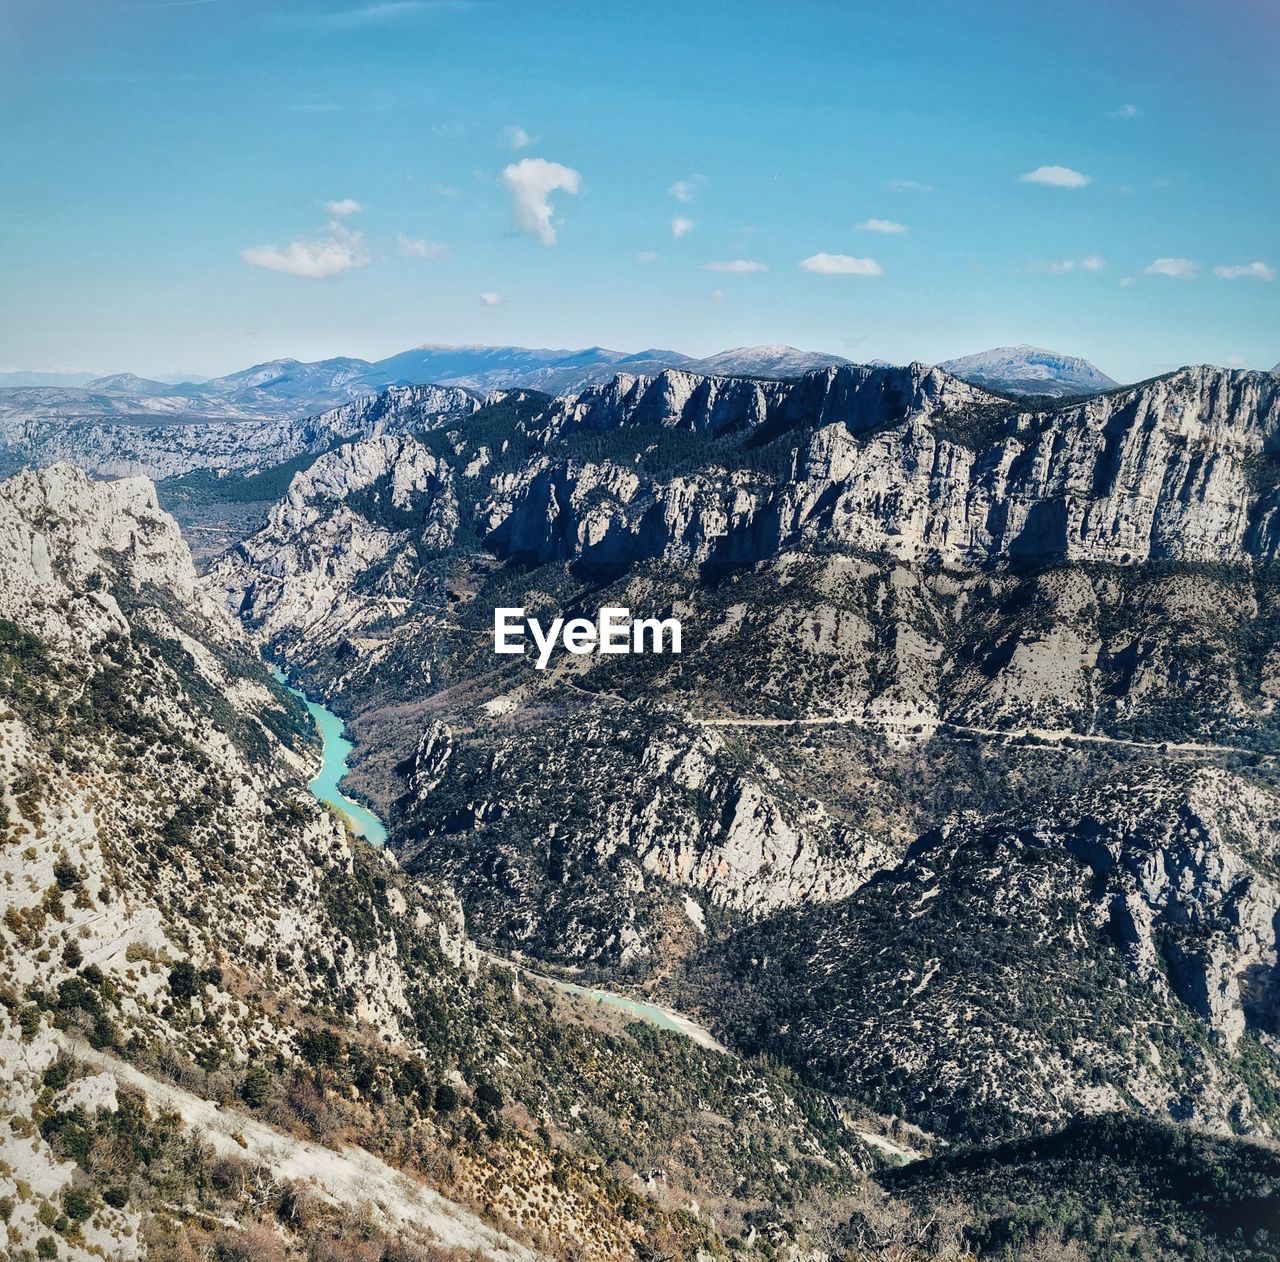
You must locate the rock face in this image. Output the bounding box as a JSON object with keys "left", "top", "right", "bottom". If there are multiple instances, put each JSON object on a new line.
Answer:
{"left": 223, "top": 363, "right": 1280, "bottom": 586}
{"left": 0, "top": 464, "right": 231, "bottom": 651}
{"left": 204, "top": 361, "right": 1280, "bottom": 1152}
{"left": 512, "top": 363, "right": 1277, "bottom": 568}
{"left": 214, "top": 363, "right": 1280, "bottom": 654}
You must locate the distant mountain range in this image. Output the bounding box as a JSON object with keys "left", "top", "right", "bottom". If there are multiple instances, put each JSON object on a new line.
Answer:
{"left": 0, "top": 345, "right": 854, "bottom": 423}
{"left": 0, "top": 343, "right": 1126, "bottom": 426}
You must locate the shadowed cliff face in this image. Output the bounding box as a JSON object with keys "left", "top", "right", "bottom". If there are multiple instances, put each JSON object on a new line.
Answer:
{"left": 207, "top": 363, "right": 1280, "bottom": 1148}
{"left": 215, "top": 364, "right": 1280, "bottom": 599}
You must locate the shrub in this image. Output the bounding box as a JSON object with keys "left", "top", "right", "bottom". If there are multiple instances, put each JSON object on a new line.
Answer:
{"left": 240, "top": 1063, "right": 273, "bottom": 1109}
{"left": 474, "top": 1081, "right": 504, "bottom": 1112}
{"left": 36, "top": 1237, "right": 57, "bottom": 1260}
{"left": 297, "top": 1029, "right": 342, "bottom": 1068}
{"left": 52, "top": 859, "right": 81, "bottom": 891}
{"left": 168, "top": 960, "right": 199, "bottom": 1002}
{"left": 433, "top": 1083, "right": 458, "bottom": 1113}
{"left": 214, "top": 1223, "right": 285, "bottom": 1262}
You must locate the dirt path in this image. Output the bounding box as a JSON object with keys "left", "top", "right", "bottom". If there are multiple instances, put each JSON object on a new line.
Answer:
{"left": 695, "top": 710, "right": 1270, "bottom": 760}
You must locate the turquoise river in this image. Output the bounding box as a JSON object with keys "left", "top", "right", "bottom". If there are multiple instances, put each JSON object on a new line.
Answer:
{"left": 271, "top": 667, "right": 388, "bottom": 847}
{"left": 271, "top": 667, "right": 726, "bottom": 1051}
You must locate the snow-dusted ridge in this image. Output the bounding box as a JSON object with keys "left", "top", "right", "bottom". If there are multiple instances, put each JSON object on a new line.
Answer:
{"left": 939, "top": 343, "right": 1118, "bottom": 397}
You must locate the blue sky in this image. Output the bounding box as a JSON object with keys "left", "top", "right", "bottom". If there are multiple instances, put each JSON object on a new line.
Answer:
{"left": 2, "top": 0, "right": 1277, "bottom": 381}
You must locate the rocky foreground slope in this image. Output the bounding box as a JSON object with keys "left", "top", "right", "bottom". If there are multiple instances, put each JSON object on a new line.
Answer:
{"left": 207, "top": 364, "right": 1280, "bottom": 1162}
{"left": 1, "top": 465, "right": 916, "bottom": 1262}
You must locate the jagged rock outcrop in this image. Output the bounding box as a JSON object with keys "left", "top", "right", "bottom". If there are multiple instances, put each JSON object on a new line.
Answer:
{"left": 222, "top": 434, "right": 459, "bottom": 642}
{"left": 496, "top": 363, "right": 1280, "bottom": 568}
{"left": 0, "top": 464, "right": 232, "bottom": 650}
{"left": 217, "top": 366, "right": 1280, "bottom": 648}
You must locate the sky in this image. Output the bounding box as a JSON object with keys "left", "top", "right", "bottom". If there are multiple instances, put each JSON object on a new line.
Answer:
{"left": 1, "top": 0, "right": 1278, "bottom": 382}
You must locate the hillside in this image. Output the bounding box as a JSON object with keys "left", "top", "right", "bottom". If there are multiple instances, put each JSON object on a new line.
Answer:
{"left": 0, "top": 464, "right": 905, "bottom": 1261}
{"left": 203, "top": 363, "right": 1280, "bottom": 1159}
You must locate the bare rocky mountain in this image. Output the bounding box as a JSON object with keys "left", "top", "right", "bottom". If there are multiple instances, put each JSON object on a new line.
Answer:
{"left": 2, "top": 366, "right": 1278, "bottom": 1257}
{"left": 205, "top": 361, "right": 1280, "bottom": 1172}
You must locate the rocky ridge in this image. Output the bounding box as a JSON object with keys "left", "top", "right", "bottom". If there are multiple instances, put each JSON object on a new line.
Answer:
{"left": 206, "top": 363, "right": 1280, "bottom": 1152}
{"left": 0, "top": 385, "right": 481, "bottom": 483}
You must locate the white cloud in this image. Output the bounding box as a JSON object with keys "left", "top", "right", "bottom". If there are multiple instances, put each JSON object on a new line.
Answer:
{"left": 635, "top": 250, "right": 658, "bottom": 263}
{"left": 501, "top": 157, "right": 581, "bottom": 245}
{"left": 887, "top": 178, "right": 932, "bottom": 192}
{"left": 397, "top": 234, "right": 447, "bottom": 259}
{"left": 1018, "top": 165, "right": 1092, "bottom": 188}
{"left": 324, "top": 198, "right": 362, "bottom": 217}
{"left": 708, "top": 288, "right": 725, "bottom": 303}
{"left": 503, "top": 125, "right": 533, "bottom": 150}
{"left": 241, "top": 222, "right": 369, "bottom": 279}
{"left": 1109, "top": 103, "right": 1142, "bottom": 119}
{"left": 479, "top": 291, "right": 505, "bottom": 306}
{"left": 669, "top": 175, "right": 705, "bottom": 203}
{"left": 1226, "top": 355, "right": 1249, "bottom": 368}
{"left": 1028, "top": 255, "right": 1107, "bottom": 274}
{"left": 1213, "top": 261, "right": 1275, "bottom": 281}
{"left": 799, "top": 253, "right": 883, "bottom": 276}
{"left": 1145, "top": 257, "right": 1199, "bottom": 279}
{"left": 857, "top": 218, "right": 907, "bottom": 234}
{"left": 1119, "top": 276, "right": 1133, "bottom": 288}
{"left": 430, "top": 183, "right": 462, "bottom": 198}
{"left": 671, "top": 215, "right": 695, "bottom": 239}
{"left": 701, "top": 259, "right": 768, "bottom": 273}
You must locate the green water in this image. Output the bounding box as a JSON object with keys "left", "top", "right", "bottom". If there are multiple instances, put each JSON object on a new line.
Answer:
{"left": 271, "top": 667, "right": 388, "bottom": 847}
{"left": 554, "top": 981, "right": 693, "bottom": 1034}
{"left": 534, "top": 974, "right": 726, "bottom": 1051}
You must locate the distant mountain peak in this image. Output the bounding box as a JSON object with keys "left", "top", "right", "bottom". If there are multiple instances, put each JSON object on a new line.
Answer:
{"left": 940, "top": 345, "right": 1118, "bottom": 398}
{"left": 693, "top": 345, "right": 852, "bottom": 377}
